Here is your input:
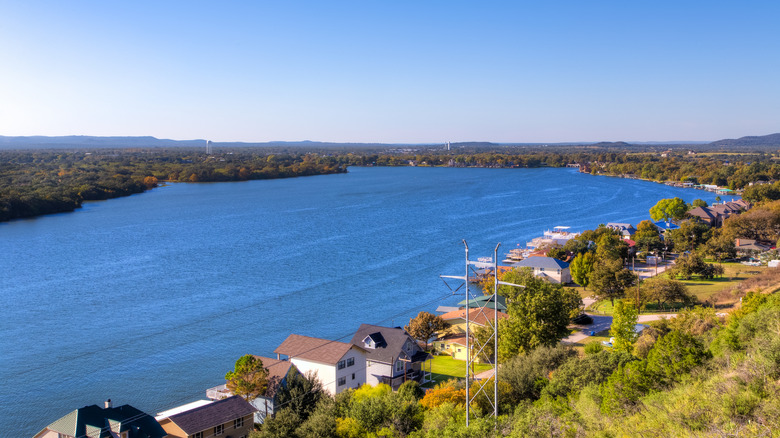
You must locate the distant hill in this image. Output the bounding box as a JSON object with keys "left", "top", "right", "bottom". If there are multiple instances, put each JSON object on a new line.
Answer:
{"left": 0, "top": 135, "right": 207, "bottom": 149}
{"left": 708, "top": 133, "right": 780, "bottom": 147}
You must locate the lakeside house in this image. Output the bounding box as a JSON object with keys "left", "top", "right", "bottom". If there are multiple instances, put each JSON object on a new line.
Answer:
{"left": 510, "top": 256, "right": 571, "bottom": 284}
{"left": 350, "top": 324, "right": 432, "bottom": 389}
{"left": 206, "top": 355, "right": 300, "bottom": 424}
{"left": 606, "top": 223, "right": 636, "bottom": 238}
{"left": 34, "top": 400, "right": 166, "bottom": 438}
{"left": 688, "top": 199, "right": 750, "bottom": 227}
{"left": 436, "top": 308, "right": 509, "bottom": 361}
{"left": 274, "top": 334, "right": 367, "bottom": 395}
{"left": 156, "top": 395, "right": 256, "bottom": 438}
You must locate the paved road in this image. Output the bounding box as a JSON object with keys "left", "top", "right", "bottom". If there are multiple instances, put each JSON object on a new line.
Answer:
{"left": 562, "top": 312, "right": 677, "bottom": 345}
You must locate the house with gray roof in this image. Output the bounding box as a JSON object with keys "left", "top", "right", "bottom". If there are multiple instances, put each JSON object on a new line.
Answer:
{"left": 350, "top": 324, "right": 432, "bottom": 389}
{"left": 157, "top": 395, "right": 256, "bottom": 438}
{"left": 34, "top": 400, "right": 166, "bottom": 438}
{"left": 512, "top": 256, "right": 571, "bottom": 284}
{"left": 606, "top": 223, "right": 636, "bottom": 237}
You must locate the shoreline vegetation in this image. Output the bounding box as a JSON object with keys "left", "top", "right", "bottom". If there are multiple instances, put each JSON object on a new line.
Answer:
{"left": 4, "top": 142, "right": 780, "bottom": 222}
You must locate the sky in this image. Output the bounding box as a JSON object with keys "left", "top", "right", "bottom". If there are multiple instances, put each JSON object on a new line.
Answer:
{"left": 1, "top": 1, "right": 779, "bottom": 144}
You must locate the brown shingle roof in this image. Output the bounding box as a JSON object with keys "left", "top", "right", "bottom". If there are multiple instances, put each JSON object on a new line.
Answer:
{"left": 168, "top": 396, "right": 256, "bottom": 435}
{"left": 274, "top": 334, "right": 359, "bottom": 365}
{"left": 251, "top": 356, "right": 295, "bottom": 398}
{"left": 441, "top": 308, "right": 509, "bottom": 327}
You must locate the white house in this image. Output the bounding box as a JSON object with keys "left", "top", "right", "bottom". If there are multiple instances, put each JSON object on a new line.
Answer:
{"left": 511, "top": 256, "right": 571, "bottom": 284}
{"left": 274, "top": 334, "right": 367, "bottom": 395}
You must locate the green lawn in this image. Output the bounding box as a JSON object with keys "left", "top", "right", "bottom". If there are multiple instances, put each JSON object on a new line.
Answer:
{"left": 587, "top": 263, "right": 766, "bottom": 314}
{"left": 422, "top": 355, "right": 493, "bottom": 388}
{"left": 677, "top": 262, "right": 764, "bottom": 301}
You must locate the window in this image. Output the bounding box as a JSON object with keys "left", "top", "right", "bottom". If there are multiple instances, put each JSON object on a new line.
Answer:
{"left": 192, "top": 433, "right": 203, "bottom": 438}
{"left": 457, "top": 348, "right": 462, "bottom": 352}
{"left": 215, "top": 424, "right": 224, "bottom": 436}
{"left": 395, "top": 360, "right": 403, "bottom": 373}
{"left": 347, "top": 357, "right": 355, "bottom": 367}
{"left": 352, "top": 373, "right": 355, "bottom": 380}
{"left": 338, "top": 376, "right": 346, "bottom": 386}
{"left": 440, "top": 343, "right": 445, "bottom": 349}
{"left": 234, "top": 417, "right": 244, "bottom": 428}
{"left": 120, "top": 433, "right": 128, "bottom": 438}
{"left": 338, "top": 360, "right": 346, "bottom": 370}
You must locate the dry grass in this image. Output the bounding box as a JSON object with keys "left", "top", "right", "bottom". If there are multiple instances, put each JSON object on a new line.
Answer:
{"left": 708, "top": 266, "right": 780, "bottom": 306}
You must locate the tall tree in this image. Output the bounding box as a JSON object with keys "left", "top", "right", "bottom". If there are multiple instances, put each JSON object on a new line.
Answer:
{"left": 589, "top": 258, "right": 634, "bottom": 305}
{"left": 668, "top": 219, "right": 711, "bottom": 252}
{"left": 649, "top": 197, "right": 687, "bottom": 222}
{"left": 496, "top": 268, "right": 582, "bottom": 361}
{"left": 633, "top": 220, "right": 663, "bottom": 255}
{"left": 405, "top": 311, "right": 450, "bottom": 350}
{"left": 610, "top": 300, "right": 639, "bottom": 354}
{"left": 569, "top": 252, "right": 595, "bottom": 289}
{"left": 225, "top": 354, "right": 269, "bottom": 401}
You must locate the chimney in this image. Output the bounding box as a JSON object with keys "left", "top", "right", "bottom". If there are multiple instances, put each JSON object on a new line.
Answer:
{"left": 105, "top": 399, "right": 112, "bottom": 409}
{"left": 736, "top": 239, "right": 740, "bottom": 247}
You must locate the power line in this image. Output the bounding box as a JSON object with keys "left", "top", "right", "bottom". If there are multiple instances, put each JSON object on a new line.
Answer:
{"left": 41, "top": 289, "right": 457, "bottom": 436}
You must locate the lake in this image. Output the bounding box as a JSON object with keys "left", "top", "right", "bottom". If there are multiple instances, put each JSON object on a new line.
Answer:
{"left": 0, "top": 166, "right": 724, "bottom": 436}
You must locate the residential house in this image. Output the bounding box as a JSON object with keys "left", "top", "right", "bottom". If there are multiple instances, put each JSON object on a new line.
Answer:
{"left": 688, "top": 206, "right": 722, "bottom": 226}
{"left": 206, "top": 356, "right": 300, "bottom": 424}
{"left": 34, "top": 400, "right": 167, "bottom": 438}
{"left": 606, "top": 223, "right": 636, "bottom": 238}
{"left": 350, "top": 324, "right": 432, "bottom": 389}
{"left": 653, "top": 220, "right": 680, "bottom": 232}
{"left": 688, "top": 201, "right": 750, "bottom": 227}
{"left": 457, "top": 294, "right": 507, "bottom": 312}
{"left": 157, "top": 395, "right": 256, "bottom": 438}
{"left": 511, "top": 256, "right": 571, "bottom": 284}
{"left": 274, "top": 334, "right": 367, "bottom": 395}
{"left": 437, "top": 308, "right": 509, "bottom": 361}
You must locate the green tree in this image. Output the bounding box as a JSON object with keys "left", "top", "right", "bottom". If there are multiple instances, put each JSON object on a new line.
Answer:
{"left": 225, "top": 354, "right": 269, "bottom": 401}
{"left": 497, "top": 269, "right": 582, "bottom": 360}
{"left": 405, "top": 311, "right": 450, "bottom": 350}
{"left": 646, "top": 330, "right": 711, "bottom": 384}
{"left": 610, "top": 300, "right": 639, "bottom": 354}
{"left": 668, "top": 219, "right": 711, "bottom": 252}
{"left": 633, "top": 220, "right": 663, "bottom": 255}
{"left": 649, "top": 197, "right": 687, "bottom": 222}
{"left": 589, "top": 257, "right": 634, "bottom": 305}
{"left": 569, "top": 252, "right": 594, "bottom": 289}
{"left": 642, "top": 277, "right": 694, "bottom": 310}
{"left": 690, "top": 199, "right": 708, "bottom": 208}
{"left": 275, "top": 369, "right": 326, "bottom": 422}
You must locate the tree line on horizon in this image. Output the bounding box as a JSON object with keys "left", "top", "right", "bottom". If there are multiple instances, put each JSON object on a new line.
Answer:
{"left": 5, "top": 145, "right": 780, "bottom": 222}
{"left": 0, "top": 149, "right": 346, "bottom": 222}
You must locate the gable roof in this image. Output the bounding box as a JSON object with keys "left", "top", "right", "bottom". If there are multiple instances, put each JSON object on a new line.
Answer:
{"left": 167, "top": 395, "right": 257, "bottom": 435}
{"left": 440, "top": 308, "right": 509, "bottom": 327}
{"left": 39, "top": 404, "right": 166, "bottom": 438}
{"left": 253, "top": 355, "right": 296, "bottom": 398}
{"left": 513, "top": 256, "right": 569, "bottom": 270}
{"left": 274, "top": 334, "right": 360, "bottom": 365}
{"left": 350, "top": 324, "right": 427, "bottom": 365}
{"left": 458, "top": 294, "right": 507, "bottom": 311}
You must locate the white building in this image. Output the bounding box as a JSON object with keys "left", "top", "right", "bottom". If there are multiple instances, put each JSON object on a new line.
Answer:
{"left": 274, "top": 334, "right": 367, "bottom": 395}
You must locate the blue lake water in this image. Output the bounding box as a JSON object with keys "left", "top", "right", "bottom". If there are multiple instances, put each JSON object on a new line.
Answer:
{"left": 0, "top": 166, "right": 725, "bottom": 436}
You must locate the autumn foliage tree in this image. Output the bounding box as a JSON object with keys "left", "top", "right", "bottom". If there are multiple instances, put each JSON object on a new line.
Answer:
{"left": 405, "top": 311, "right": 450, "bottom": 350}
{"left": 225, "top": 354, "right": 269, "bottom": 401}
{"left": 420, "top": 381, "right": 466, "bottom": 409}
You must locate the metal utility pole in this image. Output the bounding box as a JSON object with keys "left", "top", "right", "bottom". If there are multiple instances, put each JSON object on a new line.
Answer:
{"left": 441, "top": 241, "right": 524, "bottom": 426}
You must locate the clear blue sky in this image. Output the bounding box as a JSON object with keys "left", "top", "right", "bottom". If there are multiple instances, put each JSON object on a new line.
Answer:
{"left": 1, "top": 1, "right": 778, "bottom": 143}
